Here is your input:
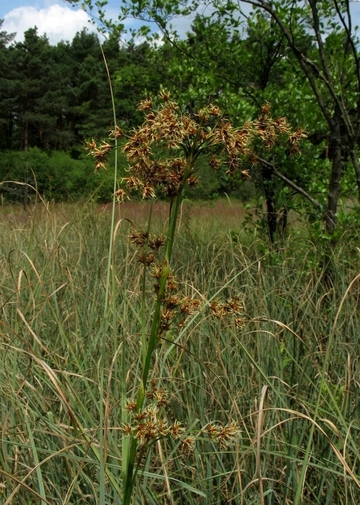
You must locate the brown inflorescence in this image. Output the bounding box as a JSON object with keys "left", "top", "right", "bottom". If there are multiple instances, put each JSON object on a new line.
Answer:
{"left": 209, "top": 296, "right": 245, "bottom": 326}
{"left": 86, "top": 91, "right": 306, "bottom": 202}
{"left": 203, "top": 421, "right": 240, "bottom": 449}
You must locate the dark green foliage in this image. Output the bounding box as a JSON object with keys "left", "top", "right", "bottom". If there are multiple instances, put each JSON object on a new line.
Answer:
{"left": 0, "top": 22, "right": 164, "bottom": 201}
{"left": 0, "top": 148, "right": 111, "bottom": 202}
{"left": 113, "top": 41, "right": 163, "bottom": 127}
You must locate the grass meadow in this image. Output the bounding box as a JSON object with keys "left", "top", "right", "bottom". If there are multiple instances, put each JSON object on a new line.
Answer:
{"left": 1, "top": 199, "right": 360, "bottom": 504}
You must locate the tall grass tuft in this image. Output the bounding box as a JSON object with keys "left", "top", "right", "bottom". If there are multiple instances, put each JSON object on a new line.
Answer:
{"left": 1, "top": 201, "right": 360, "bottom": 503}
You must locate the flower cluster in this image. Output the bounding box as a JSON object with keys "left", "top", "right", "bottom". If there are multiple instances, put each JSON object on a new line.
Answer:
{"left": 122, "top": 403, "right": 198, "bottom": 454}
{"left": 209, "top": 296, "right": 245, "bottom": 327}
{"left": 253, "top": 103, "right": 307, "bottom": 153}
{"left": 123, "top": 380, "right": 188, "bottom": 451}
{"left": 202, "top": 421, "right": 240, "bottom": 449}
{"left": 86, "top": 93, "right": 306, "bottom": 202}
{"left": 86, "top": 139, "right": 114, "bottom": 172}
{"left": 128, "top": 227, "right": 202, "bottom": 334}
{"left": 120, "top": 94, "right": 203, "bottom": 200}
{"left": 122, "top": 381, "right": 240, "bottom": 453}
{"left": 122, "top": 403, "right": 175, "bottom": 447}
{"left": 157, "top": 292, "right": 201, "bottom": 334}
{"left": 129, "top": 229, "right": 166, "bottom": 267}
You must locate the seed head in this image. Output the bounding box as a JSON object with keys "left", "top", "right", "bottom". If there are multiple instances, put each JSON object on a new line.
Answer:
{"left": 137, "top": 251, "right": 155, "bottom": 266}
{"left": 129, "top": 230, "right": 149, "bottom": 247}
{"left": 224, "top": 296, "right": 244, "bottom": 315}
{"left": 110, "top": 125, "right": 124, "bottom": 139}
{"left": 210, "top": 299, "right": 227, "bottom": 319}
{"left": 166, "top": 295, "right": 180, "bottom": 310}
{"left": 142, "top": 185, "right": 156, "bottom": 199}
{"left": 114, "top": 188, "right": 128, "bottom": 202}
{"left": 138, "top": 99, "right": 153, "bottom": 111}
{"left": 126, "top": 400, "right": 137, "bottom": 412}
{"left": 159, "top": 88, "right": 171, "bottom": 101}
{"left": 180, "top": 297, "right": 201, "bottom": 315}
{"left": 171, "top": 420, "right": 185, "bottom": 439}
{"left": 121, "top": 423, "right": 132, "bottom": 436}
{"left": 148, "top": 234, "right": 166, "bottom": 252}
{"left": 181, "top": 436, "right": 196, "bottom": 454}
{"left": 203, "top": 421, "right": 240, "bottom": 448}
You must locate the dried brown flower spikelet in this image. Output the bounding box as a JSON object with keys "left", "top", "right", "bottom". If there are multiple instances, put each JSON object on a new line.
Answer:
{"left": 187, "top": 175, "right": 198, "bottom": 187}
{"left": 181, "top": 436, "right": 196, "bottom": 454}
{"left": 110, "top": 125, "right": 124, "bottom": 139}
{"left": 129, "top": 230, "right": 167, "bottom": 270}
{"left": 160, "top": 308, "right": 176, "bottom": 332}
{"left": 203, "top": 421, "right": 240, "bottom": 448}
{"left": 123, "top": 176, "right": 143, "bottom": 192}
{"left": 225, "top": 296, "right": 244, "bottom": 314}
{"left": 138, "top": 99, "right": 153, "bottom": 111}
{"left": 148, "top": 234, "right": 166, "bottom": 252}
{"left": 126, "top": 400, "right": 137, "bottom": 412}
{"left": 153, "top": 389, "right": 169, "bottom": 407}
{"left": 151, "top": 263, "right": 164, "bottom": 280}
{"left": 171, "top": 420, "right": 185, "bottom": 439}
{"left": 208, "top": 104, "right": 221, "bottom": 116}
{"left": 129, "top": 229, "right": 149, "bottom": 248}
{"left": 159, "top": 88, "right": 171, "bottom": 101}
{"left": 86, "top": 138, "right": 97, "bottom": 151}
{"left": 209, "top": 296, "right": 244, "bottom": 325}
{"left": 86, "top": 138, "right": 114, "bottom": 172}
{"left": 95, "top": 161, "right": 107, "bottom": 172}
{"left": 142, "top": 185, "right": 156, "bottom": 199}
{"left": 150, "top": 263, "right": 178, "bottom": 296}
{"left": 165, "top": 295, "right": 180, "bottom": 310}
{"left": 288, "top": 127, "right": 308, "bottom": 153}
{"left": 114, "top": 188, "right": 128, "bottom": 202}
{"left": 165, "top": 271, "right": 178, "bottom": 292}
{"left": 121, "top": 423, "right": 132, "bottom": 436}
{"left": 210, "top": 299, "right": 228, "bottom": 319}
{"left": 137, "top": 251, "right": 155, "bottom": 266}
{"left": 146, "top": 380, "right": 169, "bottom": 407}
{"left": 235, "top": 317, "right": 244, "bottom": 327}
{"left": 147, "top": 378, "right": 159, "bottom": 396}
{"left": 180, "top": 296, "right": 201, "bottom": 315}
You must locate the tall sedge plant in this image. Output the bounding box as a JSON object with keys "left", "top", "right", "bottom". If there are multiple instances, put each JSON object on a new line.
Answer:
{"left": 87, "top": 91, "right": 306, "bottom": 504}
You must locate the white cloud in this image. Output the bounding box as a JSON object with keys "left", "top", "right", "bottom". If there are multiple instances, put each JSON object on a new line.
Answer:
{"left": 3, "top": 3, "right": 96, "bottom": 45}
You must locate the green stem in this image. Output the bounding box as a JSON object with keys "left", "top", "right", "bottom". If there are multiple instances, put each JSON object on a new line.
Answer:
{"left": 122, "top": 154, "right": 195, "bottom": 505}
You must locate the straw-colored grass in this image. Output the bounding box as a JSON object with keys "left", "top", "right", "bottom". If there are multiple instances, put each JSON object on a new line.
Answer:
{"left": 1, "top": 200, "right": 360, "bottom": 504}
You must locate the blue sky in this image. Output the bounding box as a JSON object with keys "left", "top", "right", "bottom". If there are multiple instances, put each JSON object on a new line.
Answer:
{"left": 0, "top": 0, "right": 197, "bottom": 45}
{"left": 1, "top": 0, "right": 360, "bottom": 46}
{"left": 0, "top": 0, "right": 102, "bottom": 44}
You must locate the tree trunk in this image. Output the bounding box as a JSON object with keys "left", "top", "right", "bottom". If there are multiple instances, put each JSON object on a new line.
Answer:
{"left": 325, "top": 112, "right": 342, "bottom": 235}
{"left": 262, "top": 163, "right": 277, "bottom": 242}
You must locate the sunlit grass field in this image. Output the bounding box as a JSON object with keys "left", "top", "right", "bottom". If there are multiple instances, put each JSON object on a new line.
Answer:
{"left": 1, "top": 199, "right": 360, "bottom": 504}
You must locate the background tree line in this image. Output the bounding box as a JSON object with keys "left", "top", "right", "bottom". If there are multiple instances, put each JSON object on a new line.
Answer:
{"left": 0, "top": 22, "right": 165, "bottom": 203}
{"left": 2, "top": 0, "right": 360, "bottom": 240}
{"left": 0, "top": 22, "right": 163, "bottom": 151}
